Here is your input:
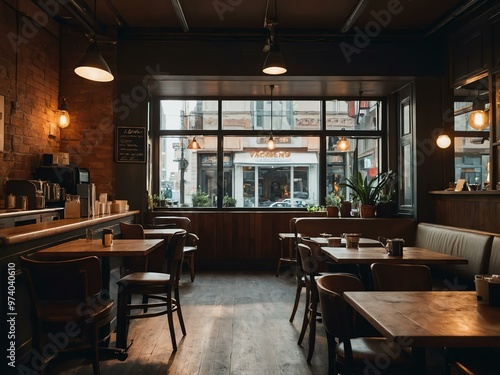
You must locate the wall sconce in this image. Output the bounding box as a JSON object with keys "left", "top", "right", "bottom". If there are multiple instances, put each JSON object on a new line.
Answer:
{"left": 436, "top": 132, "right": 451, "bottom": 149}
{"left": 468, "top": 110, "right": 489, "bottom": 130}
{"left": 57, "top": 97, "right": 70, "bottom": 129}
{"left": 187, "top": 137, "right": 201, "bottom": 149}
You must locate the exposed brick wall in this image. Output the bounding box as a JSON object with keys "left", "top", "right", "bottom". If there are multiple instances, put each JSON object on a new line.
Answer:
{"left": 0, "top": 2, "right": 117, "bottom": 207}
{"left": 0, "top": 2, "right": 61, "bottom": 207}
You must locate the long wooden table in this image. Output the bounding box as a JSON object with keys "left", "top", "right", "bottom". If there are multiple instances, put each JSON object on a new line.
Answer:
{"left": 311, "top": 236, "right": 382, "bottom": 247}
{"left": 344, "top": 291, "right": 500, "bottom": 373}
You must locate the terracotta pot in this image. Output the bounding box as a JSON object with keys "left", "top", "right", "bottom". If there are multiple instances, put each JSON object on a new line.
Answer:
{"left": 359, "top": 204, "right": 377, "bottom": 218}
{"left": 326, "top": 206, "right": 339, "bottom": 217}
{"left": 340, "top": 201, "right": 352, "bottom": 217}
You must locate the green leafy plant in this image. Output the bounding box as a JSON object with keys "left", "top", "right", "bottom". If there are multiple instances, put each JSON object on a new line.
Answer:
{"left": 223, "top": 194, "right": 237, "bottom": 207}
{"left": 306, "top": 205, "right": 326, "bottom": 212}
{"left": 341, "top": 171, "right": 391, "bottom": 206}
{"left": 378, "top": 170, "right": 397, "bottom": 203}
{"left": 191, "top": 186, "right": 212, "bottom": 207}
{"left": 325, "top": 192, "right": 342, "bottom": 207}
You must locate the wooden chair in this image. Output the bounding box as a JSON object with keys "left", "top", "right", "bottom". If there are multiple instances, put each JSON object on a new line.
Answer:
{"left": 317, "top": 274, "right": 414, "bottom": 375}
{"left": 152, "top": 216, "right": 199, "bottom": 282}
{"left": 370, "top": 263, "right": 433, "bottom": 291}
{"left": 289, "top": 218, "right": 304, "bottom": 323}
{"left": 20, "top": 255, "right": 114, "bottom": 375}
{"left": 116, "top": 230, "right": 187, "bottom": 351}
{"left": 297, "top": 239, "right": 359, "bottom": 363}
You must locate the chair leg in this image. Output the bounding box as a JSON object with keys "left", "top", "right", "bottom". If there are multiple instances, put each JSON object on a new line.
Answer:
{"left": 175, "top": 287, "right": 187, "bottom": 336}
{"left": 189, "top": 254, "right": 195, "bottom": 282}
{"left": 289, "top": 279, "right": 303, "bottom": 322}
{"left": 298, "top": 285, "right": 310, "bottom": 346}
{"left": 276, "top": 258, "right": 282, "bottom": 277}
{"left": 307, "top": 291, "right": 318, "bottom": 363}
{"left": 116, "top": 288, "right": 129, "bottom": 349}
{"left": 326, "top": 334, "right": 337, "bottom": 375}
{"left": 167, "top": 289, "right": 177, "bottom": 351}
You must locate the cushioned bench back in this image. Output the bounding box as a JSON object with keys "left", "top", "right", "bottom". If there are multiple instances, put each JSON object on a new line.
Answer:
{"left": 415, "top": 223, "right": 493, "bottom": 289}
{"left": 294, "top": 217, "right": 416, "bottom": 245}
{"left": 488, "top": 236, "right": 500, "bottom": 275}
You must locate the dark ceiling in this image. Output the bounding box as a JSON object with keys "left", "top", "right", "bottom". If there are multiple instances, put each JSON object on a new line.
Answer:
{"left": 39, "top": 0, "right": 490, "bottom": 97}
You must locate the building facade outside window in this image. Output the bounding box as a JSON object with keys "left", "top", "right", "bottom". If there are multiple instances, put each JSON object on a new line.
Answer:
{"left": 155, "top": 98, "right": 384, "bottom": 208}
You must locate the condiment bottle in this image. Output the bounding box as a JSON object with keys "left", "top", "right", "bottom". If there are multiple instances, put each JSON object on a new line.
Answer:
{"left": 102, "top": 228, "right": 113, "bottom": 247}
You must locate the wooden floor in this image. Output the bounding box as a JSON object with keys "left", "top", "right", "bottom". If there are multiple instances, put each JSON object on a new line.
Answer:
{"left": 43, "top": 271, "right": 455, "bottom": 375}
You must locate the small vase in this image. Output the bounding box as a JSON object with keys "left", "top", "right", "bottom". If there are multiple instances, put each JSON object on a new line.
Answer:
{"left": 359, "top": 204, "right": 377, "bottom": 218}
{"left": 340, "top": 201, "right": 352, "bottom": 217}
{"left": 326, "top": 206, "right": 339, "bottom": 217}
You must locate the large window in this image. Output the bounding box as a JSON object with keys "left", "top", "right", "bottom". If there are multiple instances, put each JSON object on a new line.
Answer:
{"left": 155, "top": 99, "right": 384, "bottom": 209}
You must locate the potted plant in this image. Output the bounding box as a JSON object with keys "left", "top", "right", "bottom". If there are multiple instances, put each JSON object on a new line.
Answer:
{"left": 325, "top": 191, "right": 342, "bottom": 217}
{"left": 376, "top": 171, "right": 397, "bottom": 218}
{"left": 341, "top": 171, "right": 391, "bottom": 218}
{"left": 223, "top": 194, "right": 237, "bottom": 207}
{"left": 191, "top": 186, "right": 212, "bottom": 207}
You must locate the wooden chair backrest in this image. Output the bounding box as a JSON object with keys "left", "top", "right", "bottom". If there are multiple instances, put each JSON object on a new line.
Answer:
{"left": 370, "top": 263, "right": 432, "bottom": 291}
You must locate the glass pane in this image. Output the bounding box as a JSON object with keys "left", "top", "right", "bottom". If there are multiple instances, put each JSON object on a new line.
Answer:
{"left": 326, "top": 136, "right": 382, "bottom": 203}
{"left": 401, "top": 143, "right": 413, "bottom": 206}
{"left": 223, "top": 136, "right": 319, "bottom": 207}
{"left": 326, "top": 100, "right": 381, "bottom": 130}
{"left": 159, "top": 135, "right": 217, "bottom": 207}
{"left": 160, "top": 100, "right": 218, "bottom": 130}
{"left": 453, "top": 136, "right": 490, "bottom": 189}
{"left": 221, "top": 100, "right": 321, "bottom": 130}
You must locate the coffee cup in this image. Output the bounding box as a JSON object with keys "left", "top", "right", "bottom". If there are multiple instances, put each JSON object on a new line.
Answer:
{"left": 475, "top": 275, "right": 490, "bottom": 304}
{"left": 328, "top": 237, "right": 342, "bottom": 247}
{"left": 344, "top": 233, "right": 360, "bottom": 249}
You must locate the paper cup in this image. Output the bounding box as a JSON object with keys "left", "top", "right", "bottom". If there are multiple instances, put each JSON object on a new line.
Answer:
{"left": 475, "top": 275, "right": 490, "bottom": 304}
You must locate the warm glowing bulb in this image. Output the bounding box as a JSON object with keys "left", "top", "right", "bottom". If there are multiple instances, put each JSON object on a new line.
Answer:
{"left": 337, "top": 137, "right": 350, "bottom": 151}
{"left": 436, "top": 134, "right": 451, "bottom": 149}
{"left": 267, "top": 135, "right": 276, "bottom": 150}
{"left": 468, "top": 110, "right": 489, "bottom": 130}
{"left": 58, "top": 110, "right": 70, "bottom": 128}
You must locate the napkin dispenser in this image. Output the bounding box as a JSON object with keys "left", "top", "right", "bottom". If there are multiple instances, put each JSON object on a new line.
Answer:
{"left": 379, "top": 237, "right": 405, "bottom": 256}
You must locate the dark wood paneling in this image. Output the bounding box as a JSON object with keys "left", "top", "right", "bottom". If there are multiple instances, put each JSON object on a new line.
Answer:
{"left": 143, "top": 211, "right": 308, "bottom": 270}
{"left": 430, "top": 192, "right": 500, "bottom": 233}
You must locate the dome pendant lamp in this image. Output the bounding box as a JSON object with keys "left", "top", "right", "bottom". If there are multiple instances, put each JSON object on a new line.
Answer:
{"left": 74, "top": 0, "right": 114, "bottom": 82}
{"left": 468, "top": 110, "right": 489, "bottom": 130}
{"left": 262, "top": 0, "right": 286, "bottom": 75}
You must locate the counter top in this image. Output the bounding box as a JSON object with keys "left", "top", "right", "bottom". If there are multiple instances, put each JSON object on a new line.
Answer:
{"left": 0, "top": 211, "right": 139, "bottom": 246}
{"left": 0, "top": 207, "right": 64, "bottom": 218}
{"left": 429, "top": 190, "right": 500, "bottom": 195}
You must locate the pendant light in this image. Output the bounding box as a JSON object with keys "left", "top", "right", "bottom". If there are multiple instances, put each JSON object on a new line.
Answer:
{"left": 57, "top": 97, "right": 70, "bottom": 128}
{"left": 267, "top": 85, "right": 276, "bottom": 150}
{"left": 468, "top": 110, "right": 489, "bottom": 130}
{"left": 74, "top": 0, "right": 114, "bottom": 82}
{"left": 187, "top": 137, "right": 201, "bottom": 150}
{"left": 336, "top": 128, "right": 350, "bottom": 151}
{"left": 262, "top": 0, "right": 286, "bottom": 75}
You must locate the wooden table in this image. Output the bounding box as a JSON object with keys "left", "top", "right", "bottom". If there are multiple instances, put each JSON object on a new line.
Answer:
{"left": 344, "top": 291, "right": 500, "bottom": 373}
{"left": 320, "top": 246, "right": 469, "bottom": 265}
{"left": 144, "top": 227, "right": 183, "bottom": 239}
{"left": 36, "top": 238, "right": 165, "bottom": 294}
{"left": 311, "top": 236, "right": 381, "bottom": 247}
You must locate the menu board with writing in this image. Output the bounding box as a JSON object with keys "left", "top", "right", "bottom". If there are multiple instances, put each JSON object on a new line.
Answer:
{"left": 116, "top": 127, "right": 146, "bottom": 163}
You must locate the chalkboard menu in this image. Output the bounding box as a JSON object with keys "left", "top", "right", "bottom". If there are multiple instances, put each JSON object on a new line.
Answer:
{"left": 116, "top": 127, "right": 146, "bottom": 163}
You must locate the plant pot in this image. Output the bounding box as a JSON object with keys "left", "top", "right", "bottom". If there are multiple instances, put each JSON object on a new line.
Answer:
{"left": 340, "top": 201, "right": 352, "bottom": 217}
{"left": 326, "top": 206, "right": 339, "bottom": 217}
{"left": 359, "top": 204, "right": 377, "bottom": 218}
{"left": 376, "top": 201, "right": 397, "bottom": 218}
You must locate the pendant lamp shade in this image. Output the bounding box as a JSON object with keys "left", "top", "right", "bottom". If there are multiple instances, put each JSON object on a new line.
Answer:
{"left": 267, "top": 135, "right": 276, "bottom": 150}
{"left": 263, "top": 44, "right": 287, "bottom": 75}
{"left": 74, "top": 42, "right": 114, "bottom": 82}
{"left": 187, "top": 137, "right": 201, "bottom": 150}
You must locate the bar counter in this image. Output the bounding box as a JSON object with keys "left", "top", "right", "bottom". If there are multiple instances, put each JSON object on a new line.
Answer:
{"left": 0, "top": 210, "right": 140, "bottom": 365}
